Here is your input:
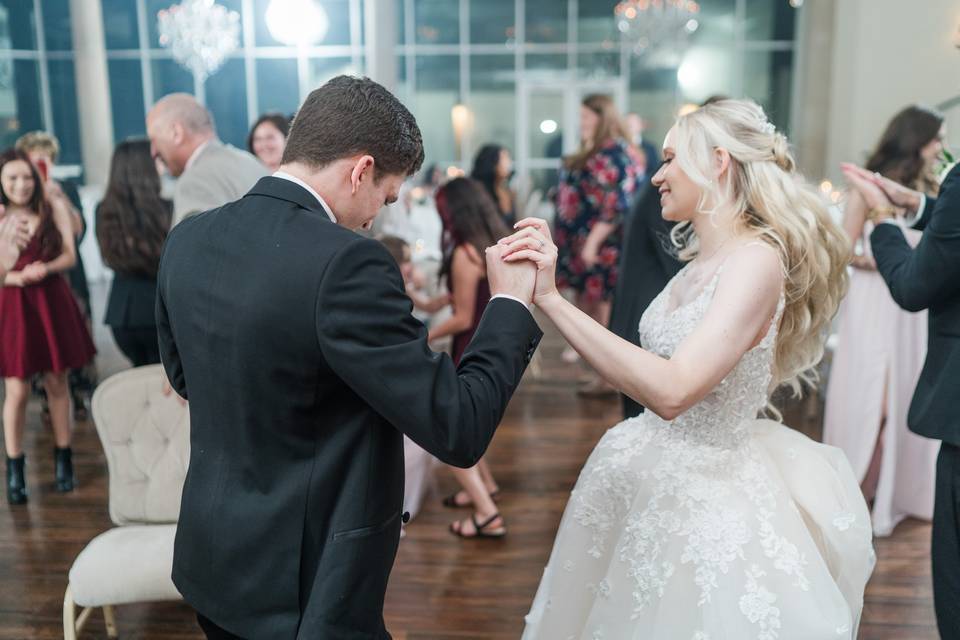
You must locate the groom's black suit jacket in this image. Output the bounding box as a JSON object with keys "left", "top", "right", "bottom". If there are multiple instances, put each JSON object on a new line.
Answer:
{"left": 871, "top": 163, "right": 960, "bottom": 446}
{"left": 156, "top": 176, "right": 542, "bottom": 639}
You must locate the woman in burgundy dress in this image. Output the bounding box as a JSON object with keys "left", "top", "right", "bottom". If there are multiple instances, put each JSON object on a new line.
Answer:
{"left": 428, "top": 177, "right": 511, "bottom": 538}
{"left": 0, "top": 149, "right": 95, "bottom": 505}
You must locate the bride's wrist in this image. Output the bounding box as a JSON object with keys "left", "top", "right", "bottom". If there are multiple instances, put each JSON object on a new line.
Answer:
{"left": 535, "top": 290, "right": 564, "bottom": 312}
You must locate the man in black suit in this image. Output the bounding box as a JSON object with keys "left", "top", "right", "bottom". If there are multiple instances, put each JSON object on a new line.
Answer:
{"left": 844, "top": 161, "right": 960, "bottom": 639}
{"left": 157, "top": 76, "right": 542, "bottom": 639}
{"left": 609, "top": 178, "right": 682, "bottom": 418}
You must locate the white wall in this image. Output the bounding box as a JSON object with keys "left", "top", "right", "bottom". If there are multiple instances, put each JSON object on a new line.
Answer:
{"left": 824, "top": 0, "right": 960, "bottom": 181}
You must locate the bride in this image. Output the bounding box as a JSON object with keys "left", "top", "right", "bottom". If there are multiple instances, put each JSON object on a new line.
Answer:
{"left": 498, "top": 99, "right": 875, "bottom": 639}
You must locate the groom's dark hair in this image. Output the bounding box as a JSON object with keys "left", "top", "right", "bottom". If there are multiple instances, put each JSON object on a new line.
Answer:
{"left": 282, "top": 75, "right": 424, "bottom": 179}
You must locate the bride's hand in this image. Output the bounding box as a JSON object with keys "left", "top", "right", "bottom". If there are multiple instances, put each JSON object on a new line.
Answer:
{"left": 498, "top": 217, "right": 561, "bottom": 307}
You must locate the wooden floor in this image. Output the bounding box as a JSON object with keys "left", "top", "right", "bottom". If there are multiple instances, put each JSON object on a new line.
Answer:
{"left": 0, "top": 294, "right": 939, "bottom": 639}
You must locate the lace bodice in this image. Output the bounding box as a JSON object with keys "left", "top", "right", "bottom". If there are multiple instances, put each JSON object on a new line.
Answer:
{"left": 638, "top": 261, "right": 785, "bottom": 449}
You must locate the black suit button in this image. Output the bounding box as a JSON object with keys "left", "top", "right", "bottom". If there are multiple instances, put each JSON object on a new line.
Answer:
{"left": 401, "top": 511, "right": 410, "bottom": 523}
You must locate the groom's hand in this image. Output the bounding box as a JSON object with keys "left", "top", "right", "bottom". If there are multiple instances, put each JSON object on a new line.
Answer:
{"left": 486, "top": 244, "right": 536, "bottom": 305}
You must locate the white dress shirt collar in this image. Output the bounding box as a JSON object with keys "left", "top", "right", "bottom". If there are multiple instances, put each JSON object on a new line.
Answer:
{"left": 271, "top": 171, "right": 337, "bottom": 223}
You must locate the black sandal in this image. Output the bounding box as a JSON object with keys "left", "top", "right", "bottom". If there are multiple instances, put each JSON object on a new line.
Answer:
{"left": 449, "top": 512, "right": 507, "bottom": 539}
{"left": 441, "top": 489, "right": 500, "bottom": 509}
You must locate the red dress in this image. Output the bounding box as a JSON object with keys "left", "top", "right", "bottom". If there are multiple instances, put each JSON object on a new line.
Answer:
{"left": 0, "top": 235, "right": 96, "bottom": 378}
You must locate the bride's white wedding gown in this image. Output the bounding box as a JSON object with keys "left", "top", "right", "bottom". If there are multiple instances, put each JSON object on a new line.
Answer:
{"left": 523, "top": 264, "right": 875, "bottom": 640}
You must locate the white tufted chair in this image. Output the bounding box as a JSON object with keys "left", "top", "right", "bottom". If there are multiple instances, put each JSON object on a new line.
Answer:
{"left": 64, "top": 365, "right": 190, "bottom": 639}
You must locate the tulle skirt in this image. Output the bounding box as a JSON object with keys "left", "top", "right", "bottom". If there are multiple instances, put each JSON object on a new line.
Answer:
{"left": 523, "top": 416, "right": 875, "bottom": 640}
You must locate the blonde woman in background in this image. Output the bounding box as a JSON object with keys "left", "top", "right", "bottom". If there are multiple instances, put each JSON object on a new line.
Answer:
{"left": 502, "top": 100, "right": 874, "bottom": 638}
{"left": 823, "top": 105, "right": 945, "bottom": 536}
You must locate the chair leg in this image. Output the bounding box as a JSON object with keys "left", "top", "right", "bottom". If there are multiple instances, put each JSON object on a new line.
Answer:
{"left": 63, "top": 586, "right": 77, "bottom": 640}
{"left": 103, "top": 604, "right": 118, "bottom": 638}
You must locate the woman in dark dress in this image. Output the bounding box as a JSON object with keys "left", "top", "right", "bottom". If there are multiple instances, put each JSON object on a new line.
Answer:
{"left": 96, "top": 139, "right": 172, "bottom": 367}
{"left": 427, "top": 177, "right": 512, "bottom": 538}
{"left": 471, "top": 144, "right": 516, "bottom": 225}
{"left": 0, "top": 149, "right": 95, "bottom": 504}
{"left": 554, "top": 95, "right": 644, "bottom": 391}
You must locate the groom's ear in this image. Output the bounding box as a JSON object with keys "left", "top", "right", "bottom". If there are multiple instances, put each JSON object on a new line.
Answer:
{"left": 349, "top": 155, "right": 376, "bottom": 195}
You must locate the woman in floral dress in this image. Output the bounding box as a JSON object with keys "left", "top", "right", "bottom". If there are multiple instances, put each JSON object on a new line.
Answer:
{"left": 554, "top": 95, "right": 644, "bottom": 390}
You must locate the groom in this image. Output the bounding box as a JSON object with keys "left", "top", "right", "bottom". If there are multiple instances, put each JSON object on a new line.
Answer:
{"left": 157, "top": 76, "right": 542, "bottom": 639}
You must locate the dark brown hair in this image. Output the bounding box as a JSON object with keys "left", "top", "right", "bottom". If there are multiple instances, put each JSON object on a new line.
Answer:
{"left": 246, "top": 112, "right": 291, "bottom": 155}
{"left": 564, "top": 94, "right": 629, "bottom": 171}
{"left": 0, "top": 148, "right": 60, "bottom": 261}
{"left": 866, "top": 105, "right": 943, "bottom": 194}
{"left": 436, "top": 178, "right": 510, "bottom": 281}
{"left": 96, "top": 138, "right": 171, "bottom": 278}
{"left": 470, "top": 144, "right": 509, "bottom": 216}
{"left": 282, "top": 76, "right": 424, "bottom": 178}
{"left": 378, "top": 234, "right": 410, "bottom": 266}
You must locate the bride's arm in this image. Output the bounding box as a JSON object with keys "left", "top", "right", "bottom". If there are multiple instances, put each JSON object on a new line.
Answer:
{"left": 501, "top": 219, "right": 782, "bottom": 420}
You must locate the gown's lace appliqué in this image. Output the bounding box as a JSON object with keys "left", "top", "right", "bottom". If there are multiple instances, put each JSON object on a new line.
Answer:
{"left": 570, "top": 264, "right": 802, "bottom": 633}
{"left": 523, "top": 260, "right": 874, "bottom": 640}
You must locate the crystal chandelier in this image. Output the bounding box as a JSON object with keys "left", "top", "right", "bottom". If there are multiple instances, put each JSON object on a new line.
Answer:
{"left": 615, "top": 0, "right": 700, "bottom": 63}
{"left": 158, "top": 0, "right": 241, "bottom": 83}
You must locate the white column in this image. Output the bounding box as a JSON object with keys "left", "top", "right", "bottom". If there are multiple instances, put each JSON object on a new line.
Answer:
{"left": 790, "top": 0, "right": 835, "bottom": 179}
{"left": 363, "top": 0, "right": 398, "bottom": 92}
{"left": 69, "top": 0, "right": 114, "bottom": 187}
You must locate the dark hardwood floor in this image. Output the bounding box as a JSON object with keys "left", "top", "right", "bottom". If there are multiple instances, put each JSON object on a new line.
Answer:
{"left": 0, "top": 293, "right": 939, "bottom": 639}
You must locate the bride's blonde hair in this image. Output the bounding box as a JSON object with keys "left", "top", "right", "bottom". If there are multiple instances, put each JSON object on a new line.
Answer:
{"left": 669, "top": 99, "right": 850, "bottom": 396}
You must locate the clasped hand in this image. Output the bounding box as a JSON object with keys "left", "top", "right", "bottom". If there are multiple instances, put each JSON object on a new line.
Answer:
{"left": 484, "top": 218, "right": 561, "bottom": 308}
{"left": 841, "top": 163, "right": 923, "bottom": 222}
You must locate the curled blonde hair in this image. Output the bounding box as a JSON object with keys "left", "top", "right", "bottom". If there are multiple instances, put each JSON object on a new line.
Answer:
{"left": 669, "top": 99, "right": 850, "bottom": 396}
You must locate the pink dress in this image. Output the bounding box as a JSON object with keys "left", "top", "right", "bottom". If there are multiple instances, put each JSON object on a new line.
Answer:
{"left": 823, "top": 221, "right": 938, "bottom": 536}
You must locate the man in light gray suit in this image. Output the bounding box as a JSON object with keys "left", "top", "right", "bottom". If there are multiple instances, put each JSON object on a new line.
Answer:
{"left": 146, "top": 93, "right": 267, "bottom": 226}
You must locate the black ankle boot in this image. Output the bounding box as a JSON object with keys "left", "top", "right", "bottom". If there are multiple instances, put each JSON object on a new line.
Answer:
{"left": 6, "top": 455, "right": 27, "bottom": 505}
{"left": 54, "top": 447, "right": 75, "bottom": 492}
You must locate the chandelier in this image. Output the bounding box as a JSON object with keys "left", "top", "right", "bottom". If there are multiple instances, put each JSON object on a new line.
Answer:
{"left": 615, "top": 0, "right": 700, "bottom": 62}
{"left": 158, "top": 0, "right": 241, "bottom": 82}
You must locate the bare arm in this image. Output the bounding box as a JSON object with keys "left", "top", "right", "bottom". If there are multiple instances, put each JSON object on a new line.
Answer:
{"left": 842, "top": 190, "right": 876, "bottom": 270}
{"left": 502, "top": 219, "right": 782, "bottom": 420}
{"left": 428, "top": 246, "right": 482, "bottom": 342}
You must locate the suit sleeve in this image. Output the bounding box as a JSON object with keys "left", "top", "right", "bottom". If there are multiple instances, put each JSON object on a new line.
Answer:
{"left": 155, "top": 247, "right": 187, "bottom": 398}
{"left": 870, "top": 167, "right": 960, "bottom": 312}
{"left": 315, "top": 237, "right": 542, "bottom": 468}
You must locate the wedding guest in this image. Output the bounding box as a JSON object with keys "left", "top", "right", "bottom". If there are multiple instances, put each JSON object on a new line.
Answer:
{"left": 17, "top": 131, "right": 94, "bottom": 420}
{"left": 554, "top": 94, "right": 644, "bottom": 390}
{"left": 844, "top": 159, "right": 960, "bottom": 639}
{"left": 146, "top": 93, "right": 266, "bottom": 226}
{"left": 247, "top": 112, "right": 290, "bottom": 173}
{"left": 428, "top": 178, "right": 511, "bottom": 538}
{"left": 378, "top": 234, "right": 448, "bottom": 314}
{"left": 824, "top": 105, "right": 945, "bottom": 536}
{"left": 471, "top": 144, "right": 516, "bottom": 225}
{"left": 0, "top": 149, "right": 95, "bottom": 504}
{"left": 96, "top": 139, "right": 172, "bottom": 366}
